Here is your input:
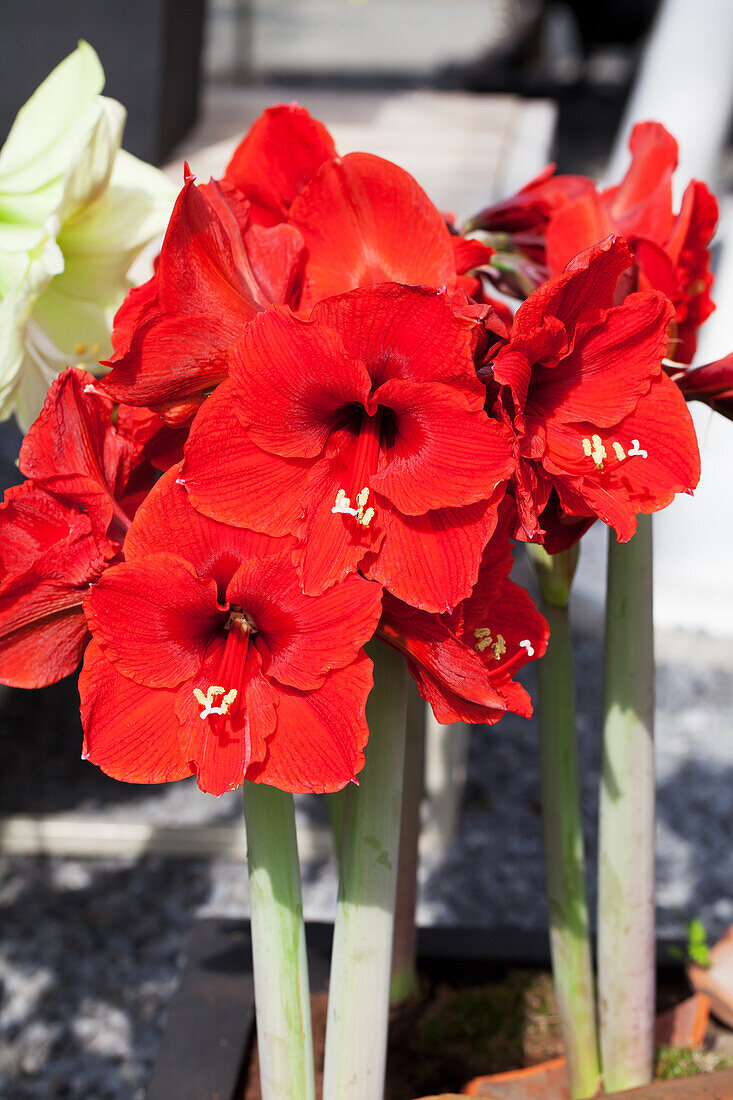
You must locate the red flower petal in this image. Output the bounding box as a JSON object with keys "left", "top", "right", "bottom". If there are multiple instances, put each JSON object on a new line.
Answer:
{"left": 0, "top": 483, "right": 109, "bottom": 688}
{"left": 290, "top": 152, "right": 457, "bottom": 310}
{"left": 602, "top": 122, "right": 677, "bottom": 244}
{"left": 370, "top": 378, "right": 513, "bottom": 514}
{"left": 364, "top": 493, "right": 504, "bottom": 613}
{"left": 124, "top": 464, "right": 287, "bottom": 594}
{"left": 527, "top": 292, "right": 672, "bottom": 428}
{"left": 230, "top": 307, "right": 372, "bottom": 459}
{"left": 80, "top": 641, "right": 193, "bottom": 784}
{"left": 246, "top": 654, "right": 373, "bottom": 793}
{"left": 545, "top": 190, "right": 614, "bottom": 277}
{"left": 84, "top": 553, "right": 225, "bottom": 688}
{"left": 311, "top": 283, "right": 482, "bottom": 396}
{"left": 183, "top": 383, "right": 309, "bottom": 535}
{"left": 225, "top": 104, "right": 337, "bottom": 226}
{"left": 225, "top": 552, "right": 382, "bottom": 690}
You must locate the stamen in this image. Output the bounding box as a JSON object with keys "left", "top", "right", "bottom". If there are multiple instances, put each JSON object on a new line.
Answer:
{"left": 74, "top": 342, "right": 88, "bottom": 356}
{"left": 582, "top": 434, "right": 607, "bottom": 470}
{"left": 628, "top": 439, "right": 648, "bottom": 458}
{"left": 612, "top": 442, "right": 626, "bottom": 461}
{"left": 474, "top": 627, "right": 493, "bottom": 653}
{"left": 491, "top": 634, "right": 507, "bottom": 661}
{"left": 331, "top": 486, "right": 375, "bottom": 527}
{"left": 519, "top": 639, "right": 535, "bottom": 657}
{"left": 193, "top": 685, "right": 238, "bottom": 719}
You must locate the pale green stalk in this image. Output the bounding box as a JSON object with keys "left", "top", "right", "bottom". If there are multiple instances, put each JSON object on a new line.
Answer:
{"left": 529, "top": 544, "right": 601, "bottom": 1100}
{"left": 242, "top": 781, "right": 315, "bottom": 1100}
{"left": 598, "top": 515, "right": 655, "bottom": 1090}
{"left": 322, "top": 639, "right": 408, "bottom": 1100}
{"left": 390, "top": 679, "right": 425, "bottom": 1004}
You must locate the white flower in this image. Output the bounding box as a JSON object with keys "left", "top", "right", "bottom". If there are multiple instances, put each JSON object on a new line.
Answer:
{"left": 0, "top": 41, "right": 175, "bottom": 430}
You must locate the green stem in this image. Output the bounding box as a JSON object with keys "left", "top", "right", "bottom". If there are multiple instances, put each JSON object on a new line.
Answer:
{"left": 242, "top": 782, "right": 315, "bottom": 1100}
{"left": 390, "top": 679, "right": 425, "bottom": 1004}
{"left": 322, "top": 639, "right": 409, "bottom": 1100}
{"left": 530, "top": 544, "right": 601, "bottom": 1100}
{"left": 326, "top": 786, "right": 347, "bottom": 862}
{"left": 599, "top": 516, "right": 655, "bottom": 1091}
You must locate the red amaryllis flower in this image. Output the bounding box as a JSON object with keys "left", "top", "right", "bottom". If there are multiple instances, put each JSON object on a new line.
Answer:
{"left": 102, "top": 168, "right": 306, "bottom": 424}
{"left": 379, "top": 515, "right": 549, "bottom": 723}
{"left": 466, "top": 164, "right": 596, "bottom": 238}
{"left": 483, "top": 237, "right": 700, "bottom": 543}
{"left": 183, "top": 283, "right": 514, "bottom": 613}
{"left": 0, "top": 368, "right": 157, "bottom": 687}
{"left": 545, "top": 123, "right": 718, "bottom": 363}
{"left": 0, "top": 482, "right": 111, "bottom": 687}
{"left": 81, "top": 466, "right": 382, "bottom": 795}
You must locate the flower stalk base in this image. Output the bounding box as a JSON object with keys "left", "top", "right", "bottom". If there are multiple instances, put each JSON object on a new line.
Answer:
{"left": 243, "top": 781, "right": 315, "bottom": 1100}
{"left": 530, "top": 544, "right": 601, "bottom": 1100}
{"left": 323, "top": 639, "right": 409, "bottom": 1100}
{"left": 599, "top": 516, "right": 655, "bottom": 1091}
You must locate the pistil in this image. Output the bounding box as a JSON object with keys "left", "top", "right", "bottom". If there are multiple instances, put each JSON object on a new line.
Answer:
{"left": 194, "top": 609, "right": 256, "bottom": 721}
{"left": 331, "top": 408, "right": 383, "bottom": 528}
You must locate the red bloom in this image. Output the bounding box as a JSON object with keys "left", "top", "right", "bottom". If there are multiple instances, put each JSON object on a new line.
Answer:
{"left": 484, "top": 237, "right": 700, "bottom": 543}
{"left": 183, "top": 284, "right": 514, "bottom": 613}
{"left": 545, "top": 123, "right": 718, "bottom": 363}
{"left": 0, "top": 368, "right": 158, "bottom": 687}
{"left": 102, "top": 168, "right": 306, "bottom": 424}
{"left": 81, "top": 466, "right": 382, "bottom": 795}
{"left": 0, "top": 482, "right": 110, "bottom": 688}
{"left": 379, "top": 515, "right": 549, "bottom": 723}
{"left": 467, "top": 164, "right": 596, "bottom": 236}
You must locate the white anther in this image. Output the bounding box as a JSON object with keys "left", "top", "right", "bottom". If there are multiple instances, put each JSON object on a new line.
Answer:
{"left": 612, "top": 442, "right": 626, "bottom": 462}
{"left": 582, "top": 437, "right": 592, "bottom": 457}
{"left": 628, "top": 439, "right": 648, "bottom": 458}
{"left": 84, "top": 383, "right": 98, "bottom": 394}
{"left": 193, "top": 685, "right": 238, "bottom": 719}
{"left": 590, "top": 433, "right": 607, "bottom": 469}
{"left": 175, "top": 477, "right": 186, "bottom": 486}
{"left": 519, "top": 639, "right": 535, "bottom": 657}
{"left": 331, "top": 486, "right": 374, "bottom": 527}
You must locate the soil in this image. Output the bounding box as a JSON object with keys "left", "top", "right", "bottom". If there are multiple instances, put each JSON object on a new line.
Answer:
{"left": 239, "top": 969, "right": 733, "bottom": 1100}
{"left": 241, "top": 969, "right": 564, "bottom": 1100}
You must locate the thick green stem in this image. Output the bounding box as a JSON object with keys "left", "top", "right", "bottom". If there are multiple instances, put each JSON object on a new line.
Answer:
{"left": 530, "top": 544, "right": 601, "bottom": 1100}
{"left": 322, "top": 639, "right": 408, "bottom": 1100}
{"left": 242, "top": 782, "right": 315, "bottom": 1100}
{"left": 390, "top": 679, "right": 425, "bottom": 1004}
{"left": 599, "top": 516, "right": 655, "bottom": 1091}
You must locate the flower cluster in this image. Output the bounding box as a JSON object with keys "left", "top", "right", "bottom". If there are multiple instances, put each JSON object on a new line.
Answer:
{"left": 1, "top": 102, "right": 706, "bottom": 795}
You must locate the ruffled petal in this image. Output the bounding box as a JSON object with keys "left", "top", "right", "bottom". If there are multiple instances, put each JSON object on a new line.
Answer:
{"left": 311, "top": 283, "right": 481, "bottom": 396}
{"left": 290, "top": 153, "right": 457, "bottom": 310}
{"left": 370, "top": 378, "right": 513, "bottom": 514}
{"left": 247, "top": 654, "right": 373, "bottom": 793}
{"left": 364, "top": 492, "right": 504, "bottom": 613}
{"left": 230, "top": 306, "right": 372, "bottom": 459}
{"left": 224, "top": 104, "right": 337, "bottom": 226}
{"left": 84, "top": 553, "right": 224, "bottom": 688}
{"left": 183, "top": 382, "right": 309, "bottom": 535}
{"left": 80, "top": 640, "right": 193, "bottom": 784}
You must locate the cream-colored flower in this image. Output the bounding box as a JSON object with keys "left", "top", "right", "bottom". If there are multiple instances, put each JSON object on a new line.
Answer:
{"left": 0, "top": 41, "right": 175, "bottom": 430}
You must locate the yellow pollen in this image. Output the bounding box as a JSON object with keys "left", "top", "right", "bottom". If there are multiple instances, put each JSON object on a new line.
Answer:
{"left": 612, "top": 442, "right": 626, "bottom": 461}
{"left": 491, "top": 634, "right": 507, "bottom": 661}
{"left": 474, "top": 626, "right": 493, "bottom": 653}
{"left": 582, "top": 434, "right": 606, "bottom": 469}
{"left": 193, "top": 685, "right": 238, "bottom": 719}
{"left": 74, "top": 341, "right": 88, "bottom": 356}
{"left": 331, "top": 486, "right": 375, "bottom": 527}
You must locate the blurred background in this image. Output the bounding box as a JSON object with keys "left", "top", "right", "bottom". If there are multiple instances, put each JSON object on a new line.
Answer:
{"left": 1, "top": 2, "right": 732, "bottom": 1097}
